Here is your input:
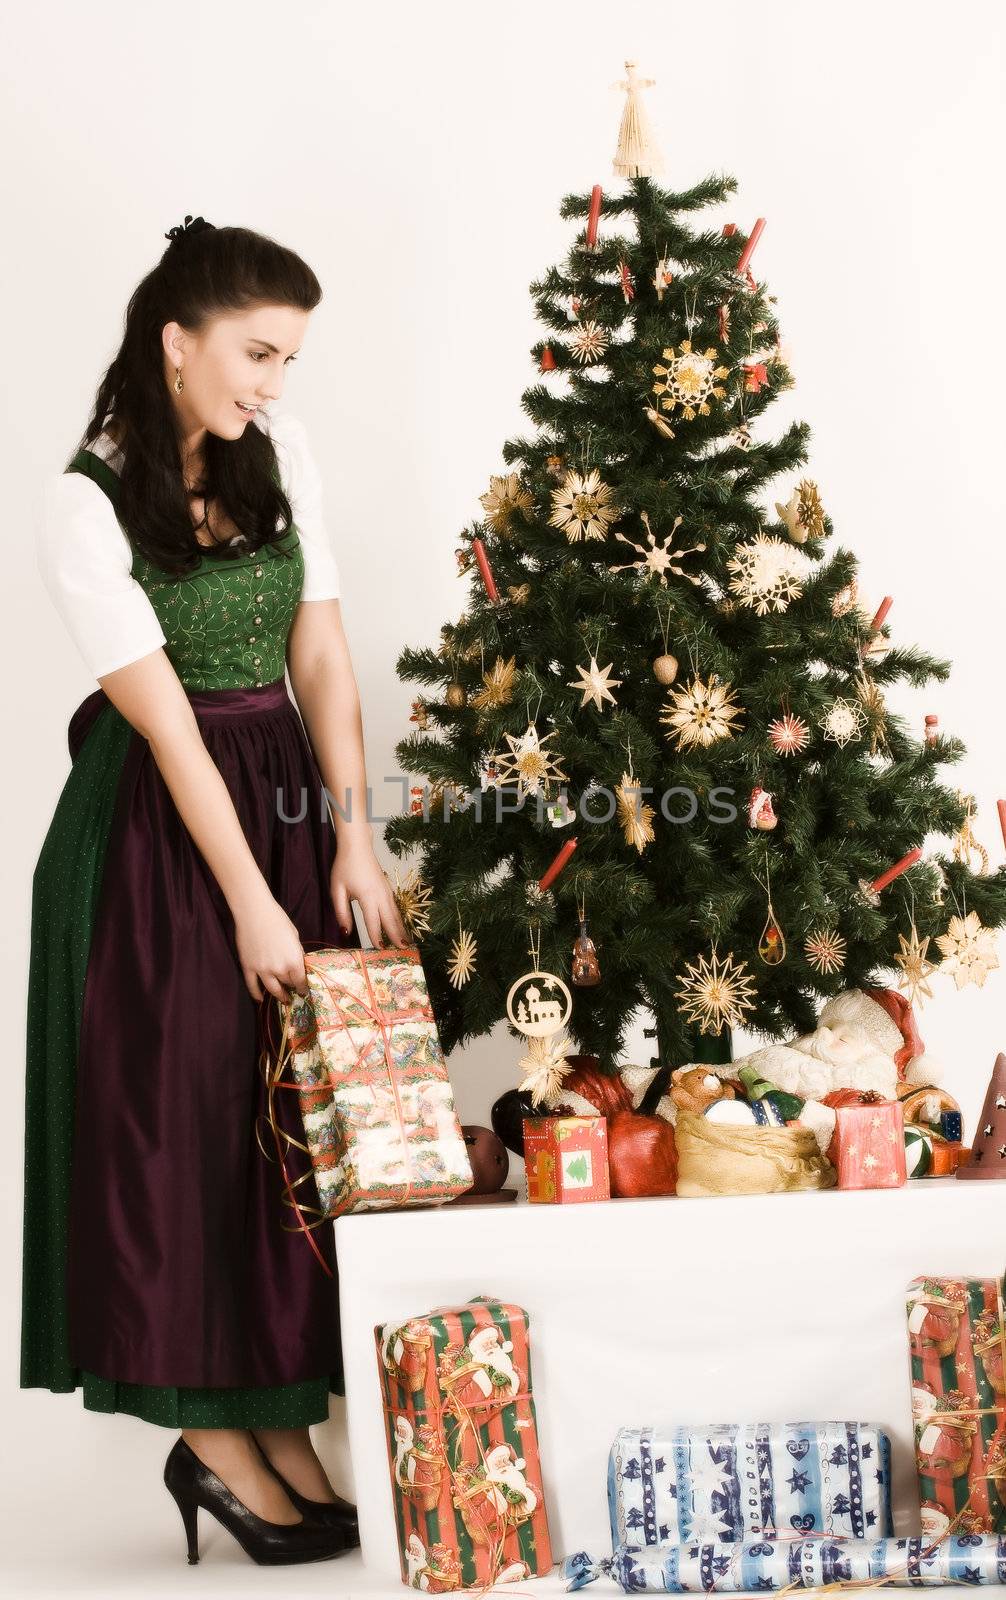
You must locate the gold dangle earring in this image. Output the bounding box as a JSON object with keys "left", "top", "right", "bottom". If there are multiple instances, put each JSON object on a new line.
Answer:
{"left": 174, "top": 365, "right": 184, "bottom": 394}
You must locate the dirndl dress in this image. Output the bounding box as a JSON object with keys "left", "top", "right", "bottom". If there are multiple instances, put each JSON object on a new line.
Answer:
{"left": 20, "top": 439, "right": 359, "bottom": 1428}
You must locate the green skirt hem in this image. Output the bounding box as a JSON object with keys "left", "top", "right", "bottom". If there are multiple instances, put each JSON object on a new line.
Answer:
{"left": 22, "top": 1368, "right": 345, "bottom": 1429}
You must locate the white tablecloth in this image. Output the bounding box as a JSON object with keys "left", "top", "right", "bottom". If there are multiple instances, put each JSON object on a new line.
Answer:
{"left": 334, "top": 1178, "right": 1004, "bottom": 1582}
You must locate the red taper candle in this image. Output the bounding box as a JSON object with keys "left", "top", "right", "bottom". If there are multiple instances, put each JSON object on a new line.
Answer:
{"left": 538, "top": 836, "right": 578, "bottom": 891}
{"left": 471, "top": 537, "right": 499, "bottom": 602}
{"left": 998, "top": 799, "right": 1006, "bottom": 850}
{"left": 870, "top": 596, "right": 893, "bottom": 632}
{"left": 870, "top": 847, "right": 922, "bottom": 894}
{"left": 735, "top": 217, "right": 766, "bottom": 278}
{"left": 586, "top": 185, "right": 602, "bottom": 247}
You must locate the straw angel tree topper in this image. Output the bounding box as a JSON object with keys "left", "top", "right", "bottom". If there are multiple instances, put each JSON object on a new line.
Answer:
{"left": 385, "top": 63, "right": 1006, "bottom": 1093}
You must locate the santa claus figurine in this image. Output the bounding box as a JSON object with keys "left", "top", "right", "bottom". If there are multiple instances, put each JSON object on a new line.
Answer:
{"left": 671, "top": 985, "right": 941, "bottom": 1154}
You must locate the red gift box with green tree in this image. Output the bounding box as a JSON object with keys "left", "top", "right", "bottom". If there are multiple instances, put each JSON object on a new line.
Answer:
{"left": 907, "top": 1275, "right": 1006, "bottom": 1535}
{"left": 375, "top": 1296, "right": 552, "bottom": 1589}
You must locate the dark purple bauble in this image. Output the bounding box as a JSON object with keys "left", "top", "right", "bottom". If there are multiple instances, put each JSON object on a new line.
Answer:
{"left": 462, "top": 1126, "right": 510, "bottom": 1193}
{"left": 490, "top": 1090, "right": 544, "bottom": 1157}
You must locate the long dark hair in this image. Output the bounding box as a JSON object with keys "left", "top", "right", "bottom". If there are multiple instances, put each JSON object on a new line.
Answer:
{"left": 76, "top": 219, "right": 322, "bottom": 575}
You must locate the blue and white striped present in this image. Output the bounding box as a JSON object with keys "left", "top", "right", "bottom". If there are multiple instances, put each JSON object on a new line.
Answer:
{"left": 563, "top": 1535, "right": 1006, "bottom": 1592}
{"left": 607, "top": 1423, "right": 893, "bottom": 1547}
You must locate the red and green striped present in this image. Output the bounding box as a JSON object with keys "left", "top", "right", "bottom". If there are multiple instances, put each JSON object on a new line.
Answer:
{"left": 907, "top": 1275, "right": 1006, "bottom": 1536}
{"left": 375, "top": 1296, "right": 553, "bottom": 1589}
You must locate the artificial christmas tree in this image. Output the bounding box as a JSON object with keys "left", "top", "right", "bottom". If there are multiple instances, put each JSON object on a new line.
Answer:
{"left": 385, "top": 65, "right": 1006, "bottom": 1093}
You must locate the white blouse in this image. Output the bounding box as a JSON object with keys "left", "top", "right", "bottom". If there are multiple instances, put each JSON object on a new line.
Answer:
{"left": 36, "top": 410, "right": 342, "bottom": 681}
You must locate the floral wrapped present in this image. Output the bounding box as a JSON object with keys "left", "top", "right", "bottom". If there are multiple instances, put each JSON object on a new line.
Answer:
{"left": 562, "top": 1534, "right": 1006, "bottom": 1591}
{"left": 375, "top": 1295, "right": 553, "bottom": 1589}
{"left": 608, "top": 1423, "right": 892, "bottom": 1547}
{"left": 907, "top": 1275, "right": 1006, "bottom": 1533}
{"left": 275, "top": 947, "right": 473, "bottom": 1219}
{"left": 523, "top": 1116, "right": 610, "bottom": 1204}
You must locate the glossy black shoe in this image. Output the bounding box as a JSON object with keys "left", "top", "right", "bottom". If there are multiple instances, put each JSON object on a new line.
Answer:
{"left": 250, "top": 1432, "right": 361, "bottom": 1545}
{"left": 163, "top": 1436, "right": 351, "bottom": 1565}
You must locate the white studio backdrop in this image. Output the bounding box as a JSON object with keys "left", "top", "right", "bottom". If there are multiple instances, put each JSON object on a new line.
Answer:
{"left": 2, "top": 1, "right": 1004, "bottom": 1592}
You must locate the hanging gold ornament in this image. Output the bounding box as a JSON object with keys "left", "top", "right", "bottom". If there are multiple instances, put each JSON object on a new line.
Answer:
{"left": 446, "top": 925, "right": 478, "bottom": 989}
{"left": 569, "top": 320, "right": 610, "bottom": 364}
{"left": 651, "top": 341, "right": 730, "bottom": 420}
{"left": 674, "top": 945, "right": 758, "bottom": 1035}
{"left": 479, "top": 472, "right": 534, "bottom": 533}
{"left": 445, "top": 682, "right": 467, "bottom": 708}
{"left": 820, "top": 698, "right": 866, "bottom": 748}
{"left": 509, "top": 924, "right": 575, "bottom": 1105}
{"left": 495, "top": 723, "right": 568, "bottom": 800}
{"left": 894, "top": 925, "right": 936, "bottom": 1008}
{"left": 517, "top": 1032, "right": 575, "bottom": 1108}
{"left": 775, "top": 479, "right": 826, "bottom": 543}
{"left": 768, "top": 712, "right": 810, "bottom": 756}
{"left": 567, "top": 654, "right": 622, "bottom": 711}
{"left": 951, "top": 791, "right": 990, "bottom": 874}
{"left": 642, "top": 401, "right": 676, "bottom": 440}
{"left": 936, "top": 911, "right": 1000, "bottom": 990}
{"left": 653, "top": 250, "right": 674, "bottom": 300}
{"left": 507, "top": 583, "right": 531, "bottom": 605}
{"left": 755, "top": 861, "right": 786, "bottom": 965}
{"left": 855, "top": 671, "right": 889, "bottom": 757}
{"left": 727, "top": 533, "right": 808, "bottom": 615}
{"left": 392, "top": 866, "right": 434, "bottom": 939}
{"left": 571, "top": 894, "right": 602, "bottom": 986}
{"left": 610, "top": 512, "right": 706, "bottom": 588}
{"left": 469, "top": 655, "right": 519, "bottom": 711}
{"left": 652, "top": 652, "right": 679, "bottom": 684}
{"left": 661, "top": 674, "right": 744, "bottom": 751}
{"left": 616, "top": 769, "right": 656, "bottom": 853}
{"left": 831, "top": 580, "right": 860, "bottom": 617}
{"left": 549, "top": 468, "right": 622, "bottom": 543}
{"left": 804, "top": 927, "right": 848, "bottom": 975}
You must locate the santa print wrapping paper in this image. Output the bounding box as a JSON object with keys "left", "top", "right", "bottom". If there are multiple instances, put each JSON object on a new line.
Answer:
{"left": 607, "top": 1423, "right": 893, "bottom": 1547}
{"left": 907, "top": 1275, "right": 1006, "bottom": 1534}
{"left": 283, "top": 948, "right": 473, "bottom": 1218}
{"left": 562, "top": 1534, "right": 1006, "bottom": 1592}
{"left": 375, "top": 1296, "right": 553, "bottom": 1589}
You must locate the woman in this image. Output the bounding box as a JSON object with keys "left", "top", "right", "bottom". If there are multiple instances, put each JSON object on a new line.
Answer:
{"left": 20, "top": 213, "right": 407, "bottom": 1566}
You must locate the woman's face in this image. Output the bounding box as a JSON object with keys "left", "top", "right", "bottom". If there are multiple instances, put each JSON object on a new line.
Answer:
{"left": 162, "top": 304, "right": 309, "bottom": 440}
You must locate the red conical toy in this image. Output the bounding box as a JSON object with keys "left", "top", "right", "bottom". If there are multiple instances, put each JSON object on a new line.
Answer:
{"left": 956, "top": 1052, "right": 1006, "bottom": 1180}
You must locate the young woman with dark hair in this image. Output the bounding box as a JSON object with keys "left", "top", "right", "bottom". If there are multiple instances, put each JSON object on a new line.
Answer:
{"left": 21, "top": 214, "right": 406, "bottom": 1565}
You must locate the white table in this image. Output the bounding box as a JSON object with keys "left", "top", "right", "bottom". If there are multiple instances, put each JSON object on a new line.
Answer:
{"left": 334, "top": 1179, "right": 1004, "bottom": 1592}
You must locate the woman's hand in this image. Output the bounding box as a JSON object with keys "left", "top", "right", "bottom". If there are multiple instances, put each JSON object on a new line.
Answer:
{"left": 233, "top": 888, "right": 308, "bottom": 1004}
{"left": 330, "top": 837, "right": 408, "bottom": 948}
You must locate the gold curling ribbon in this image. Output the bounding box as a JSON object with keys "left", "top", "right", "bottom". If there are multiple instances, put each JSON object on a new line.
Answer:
{"left": 778, "top": 1272, "right": 1006, "bottom": 1594}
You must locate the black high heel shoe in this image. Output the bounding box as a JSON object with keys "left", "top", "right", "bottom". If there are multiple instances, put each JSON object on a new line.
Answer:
{"left": 250, "top": 1432, "right": 361, "bottom": 1545}
{"left": 163, "top": 1436, "right": 351, "bottom": 1565}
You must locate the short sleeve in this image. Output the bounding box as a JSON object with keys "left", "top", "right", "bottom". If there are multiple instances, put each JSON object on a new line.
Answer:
{"left": 265, "top": 412, "right": 342, "bottom": 601}
{"left": 36, "top": 472, "right": 168, "bottom": 679}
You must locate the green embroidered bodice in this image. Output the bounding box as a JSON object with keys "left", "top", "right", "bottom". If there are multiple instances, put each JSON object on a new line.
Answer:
{"left": 66, "top": 447, "right": 305, "bottom": 690}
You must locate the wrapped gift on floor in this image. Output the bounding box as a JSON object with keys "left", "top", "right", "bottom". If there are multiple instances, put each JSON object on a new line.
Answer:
{"left": 562, "top": 1534, "right": 1006, "bottom": 1591}
{"left": 524, "top": 1116, "right": 610, "bottom": 1203}
{"left": 279, "top": 947, "right": 473, "bottom": 1218}
{"left": 830, "top": 1099, "right": 907, "bottom": 1189}
{"left": 907, "top": 1275, "right": 1006, "bottom": 1533}
{"left": 608, "top": 1422, "right": 892, "bottom": 1547}
{"left": 375, "top": 1295, "right": 553, "bottom": 1589}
